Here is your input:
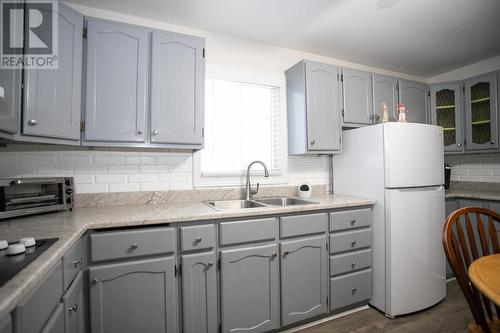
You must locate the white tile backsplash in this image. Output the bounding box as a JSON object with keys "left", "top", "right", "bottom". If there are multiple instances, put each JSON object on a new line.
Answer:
{"left": 446, "top": 154, "right": 500, "bottom": 182}
{"left": 0, "top": 145, "right": 329, "bottom": 193}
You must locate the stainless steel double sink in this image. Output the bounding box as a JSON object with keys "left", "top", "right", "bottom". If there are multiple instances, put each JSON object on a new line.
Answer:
{"left": 203, "top": 197, "right": 319, "bottom": 211}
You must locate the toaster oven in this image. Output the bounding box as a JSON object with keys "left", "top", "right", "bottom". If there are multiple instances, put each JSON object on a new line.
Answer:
{"left": 0, "top": 177, "right": 74, "bottom": 219}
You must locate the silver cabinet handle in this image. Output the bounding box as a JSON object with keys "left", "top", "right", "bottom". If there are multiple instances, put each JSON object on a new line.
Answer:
{"left": 351, "top": 240, "right": 357, "bottom": 247}
{"left": 350, "top": 219, "right": 356, "bottom": 225}
{"left": 137, "top": 129, "right": 144, "bottom": 135}
{"left": 130, "top": 243, "right": 139, "bottom": 249}
{"left": 457, "top": 143, "right": 462, "bottom": 147}
{"left": 68, "top": 304, "right": 78, "bottom": 312}
{"left": 91, "top": 278, "right": 99, "bottom": 285}
{"left": 195, "top": 237, "right": 202, "bottom": 243}
{"left": 271, "top": 252, "right": 277, "bottom": 258}
{"left": 351, "top": 261, "right": 356, "bottom": 269}
{"left": 352, "top": 288, "right": 357, "bottom": 294}
{"left": 152, "top": 130, "right": 159, "bottom": 136}
{"left": 207, "top": 261, "right": 214, "bottom": 267}
{"left": 310, "top": 140, "right": 315, "bottom": 145}
{"left": 283, "top": 250, "right": 290, "bottom": 256}
{"left": 28, "top": 119, "right": 39, "bottom": 126}
{"left": 72, "top": 258, "right": 83, "bottom": 267}
{"left": 491, "top": 141, "right": 496, "bottom": 144}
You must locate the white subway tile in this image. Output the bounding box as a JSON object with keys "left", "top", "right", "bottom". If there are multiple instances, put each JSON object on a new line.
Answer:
{"left": 38, "top": 164, "right": 74, "bottom": 174}
{"left": 109, "top": 183, "right": 140, "bottom": 192}
{"left": 20, "top": 153, "right": 56, "bottom": 165}
{"left": 158, "top": 173, "right": 187, "bottom": 182}
{"left": 76, "top": 183, "right": 109, "bottom": 193}
{"left": 93, "top": 156, "right": 114, "bottom": 165}
{"left": 75, "top": 165, "right": 107, "bottom": 174}
{"left": 140, "top": 182, "right": 169, "bottom": 191}
{"left": 109, "top": 165, "right": 138, "bottom": 174}
{"left": 95, "top": 174, "right": 128, "bottom": 184}
{"left": 74, "top": 174, "right": 94, "bottom": 184}
{"left": 469, "top": 169, "right": 493, "bottom": 176}
{"left": 128, "top": 174, "right": 158, "bottom": 183}
{"left": 140, "top": 165, "right": 169, "bottom": 173}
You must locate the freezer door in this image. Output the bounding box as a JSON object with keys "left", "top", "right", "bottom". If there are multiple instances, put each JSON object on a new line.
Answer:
{"left": 385, "top": 186, "right": 446, "bottom": 316}
{"left": 384, "top": 123, "right": 444, "bottom": 188}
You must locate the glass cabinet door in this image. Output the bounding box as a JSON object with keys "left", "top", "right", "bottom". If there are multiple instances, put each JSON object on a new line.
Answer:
{"left": 430, "top": 83, "right": 463, "bottom": 152}
{"left": 465, "top": 72, "right": 498, "bottom": 150}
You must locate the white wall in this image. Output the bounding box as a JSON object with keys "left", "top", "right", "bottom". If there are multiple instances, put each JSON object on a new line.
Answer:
{"left": 429, "top": 55, "right": 500, "bottom": 83}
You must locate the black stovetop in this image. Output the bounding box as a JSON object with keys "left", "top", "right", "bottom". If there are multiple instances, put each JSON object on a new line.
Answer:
{"left": 0, "top": 238, "right": 58, "bottom": 288}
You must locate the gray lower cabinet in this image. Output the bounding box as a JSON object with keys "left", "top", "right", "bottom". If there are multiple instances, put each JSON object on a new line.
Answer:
{"left": 398, "top": 79, "right": 428, "bottom": 124}
{"left": 0, "top": 315, "right": 12, "bottom": 333}
{"left": 285, "top": 60, "right": 341, "bottom": 155}
{"left": 340, "top": 68, "right": 373, "bottom": 126}
{"left": 220, "top": 244, "right": 280, "bottom": 333}
{"left": 444, "top": 199, "right": 459, "bottom": 277}
{"left": 181, "top": 252, "right": 217, "bottom": 333}
{"left": 83, "top": 18, "right": 148, "bottom": 144}
{"left": 89, "top": 257, "right": 178, "bottom": 333}
{"left": 22, "top": 3, "right": 83, "bottom": 142}
{"left": 372, "top": 74, "right": 398, "bottom": 122}
{"left": 150, "top": 31, "right": 205, "bottom": 146}
{"left": 62, "top": 272, "right": 85, "bottom": 333}
{"left": 40, "top": 304, "right": 64, "bottom": 333}
{"left": 280, "top": 235, "right": 328, "bottom": 326}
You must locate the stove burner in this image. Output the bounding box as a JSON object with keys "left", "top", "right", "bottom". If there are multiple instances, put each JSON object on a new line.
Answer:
{"left": 0, "top": 238, "right": 58, "bottom": 287}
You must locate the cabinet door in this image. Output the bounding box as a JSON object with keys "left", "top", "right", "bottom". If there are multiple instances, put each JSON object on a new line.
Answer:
{"left": 84, "top": 19, "right": 147, "bottom": 143}
{"left": 181, "top": 252, "right": 217, "bottom": 333}
{"left": 62, "top": 272, "right": 85, "bottom": 333}
{"left": 281, "top": 235, "right": 328, "bottom": 326}
{"left": 399, "top": 80, "right": 428, "bottom": 124}
{"left": 0, "top": 314, "right": 12, "bottom": 333}
{"left": 0, "top": 4, "right": 22, "bottom": 135}
{"left": 444, "top": 199, "right": 459, "bottom": 278}
{"left": 430, "top": 83, "right": 463, "bottom": 152}
{"left": 372, "top": 74, "right": 398, "bottom": 122}
{"left": 22, "top": 4, "right": 82, "bottom": 141}
{"left": 304, "top": 61, "right": 340, "bottom": 151}
{"left": 464, "top": 72, "right": 498, "bottom": 150}
{"left": 341, "top": 68, "right": 373, "bottom": 125}
{"left": 220, "top": 244, "right": 279, "bottom": 333}
{"left": 89, "top": 257, "right": 178, "bottom": 333}
{"left": 40, "top": 304, "right": 64, "bottom": 333}
{"left": 150, "top": 31, "right": 204, "bottom": 145}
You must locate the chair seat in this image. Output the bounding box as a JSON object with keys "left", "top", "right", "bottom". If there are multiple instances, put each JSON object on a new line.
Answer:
{"left": 468, "top": 319, "right": 500, "bottom": 333}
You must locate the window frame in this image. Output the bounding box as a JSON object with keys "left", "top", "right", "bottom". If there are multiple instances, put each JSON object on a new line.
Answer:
{"left": 193, "top": 64, "right": 288, "bottom": 188}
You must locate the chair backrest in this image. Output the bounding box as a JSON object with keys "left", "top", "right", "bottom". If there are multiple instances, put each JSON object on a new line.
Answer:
{"left": 443, "top": 206, "right": 500, "bottom": 332}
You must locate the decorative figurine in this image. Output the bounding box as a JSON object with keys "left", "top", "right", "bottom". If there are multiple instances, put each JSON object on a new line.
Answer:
{"left": 380, "top": 102, "right": 389, "bottom": 123}
{"left": 396, "top": 103, "right": 407, "bottom": 122}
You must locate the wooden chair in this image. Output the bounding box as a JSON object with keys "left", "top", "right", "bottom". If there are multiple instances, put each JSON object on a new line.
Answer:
{"left": 443, "top": 206, "right": 500, "bottom": 333}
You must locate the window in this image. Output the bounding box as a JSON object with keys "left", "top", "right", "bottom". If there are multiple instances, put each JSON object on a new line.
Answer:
{"left": 194, "top": 70, "right": 285, "bottom": 187}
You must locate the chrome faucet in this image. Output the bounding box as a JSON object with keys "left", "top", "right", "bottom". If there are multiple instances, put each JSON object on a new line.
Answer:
{"left": 245, "top": 161, "right": 270, "bottom": 200}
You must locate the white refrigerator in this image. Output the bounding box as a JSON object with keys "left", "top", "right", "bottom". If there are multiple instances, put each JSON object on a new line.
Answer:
{"left": 333, "top": 122, "right": 446, "bottom": 318}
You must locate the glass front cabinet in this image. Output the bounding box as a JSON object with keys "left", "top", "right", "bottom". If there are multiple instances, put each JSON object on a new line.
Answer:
{"left": 464, "top": 72, "right": 498, "bottom": 150}
{"left": 430, "top": 83, "right": 463, "bottom": 152}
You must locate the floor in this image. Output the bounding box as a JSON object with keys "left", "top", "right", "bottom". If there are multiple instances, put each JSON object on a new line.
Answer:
{"left": 299, "top": 280, "right": 472, "bottom": 333}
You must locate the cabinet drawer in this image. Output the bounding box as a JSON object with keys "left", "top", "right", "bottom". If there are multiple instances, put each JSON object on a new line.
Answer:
{"left": 330, "top": 269, "right": 372, "bottom": 311}
{"left": 330, "top": 229, "right": 371, "bottom": 254}
{"left": 280, "top": 213, "right": 327, "bottom": 238}
{"left": 180, "top": 224, "right": 215, "bottom": 251}
{"left": 219, "top": 218, "right": 277, "bottom": 246}
{"left": 330, "top": 249, "right": 371, "bottom": 276}
{"left": 62, "top": 272, "right": 84, "bottom": 333}
{"left": 330, "top": 208, "right": 371, "bottom": 232}
{"left": 62, "top": 239, "right": 83, "bottom": 290}
{"left": 40, "top": 303, "right": 64, "bottom": 333}
{"left": 14, "top": 261, "right": 63, "bottom": 333}
{"left": 90, "top": 227, "right": 175, "bottom": 262}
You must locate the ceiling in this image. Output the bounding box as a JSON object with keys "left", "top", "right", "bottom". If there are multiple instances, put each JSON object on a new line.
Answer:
{"left": 68, "top": 0, "right": 500, "bottom": 77}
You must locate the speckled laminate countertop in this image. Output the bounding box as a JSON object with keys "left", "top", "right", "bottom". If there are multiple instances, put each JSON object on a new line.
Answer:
{"left": 445, "top": 189, "right": 500, "bottom": 201}
{"left": 0, "top": 194, "right": 374, "bottom": 320}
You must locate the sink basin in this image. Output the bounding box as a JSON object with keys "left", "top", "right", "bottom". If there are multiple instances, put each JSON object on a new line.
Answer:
{"left": 255, "top": 197, "right": 318, "bottom": 206}
{"left": 203, "top": 199, "right": 267, "bottom": 211}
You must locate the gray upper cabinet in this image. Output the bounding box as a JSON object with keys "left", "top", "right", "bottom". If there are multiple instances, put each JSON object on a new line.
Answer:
{"left": 220, "top": 244, "right": 280, "bottom": 333}
{"left": 286, "top": 60, "right": 341, "bottom": 155}
{"left": 340, "top": 68, "right": 373, "bottom": 126}
{"left": 22, "top": 4, "right": 82, "bottom": 142}
{"left": 89, "top": 257, "right": 178, "bottom": 333}
{"left": 398, "top": 80, "right": 428, "bottom": 124}
{"left": 0, "top": 67, "right": 20, "bottom": 135}
{"left": 83, "top": 18, "right": 148, "bottom": 144}
{"left": 430, "top": 83, "right": 464, "bottom": 152}
{"left": 464, "top": 72, "right": 498, "bottom": 151}
{"left": 281, "top": 235, "right": 328, "bottom": 326}
{"left": 150, "top": 31, "right": 205, "bottom": 146}
{"left": 372, "top": 74, "right": 398, "bottom": 122}
{"left": 181, "top": 252, "right": 217, "bottom": 333}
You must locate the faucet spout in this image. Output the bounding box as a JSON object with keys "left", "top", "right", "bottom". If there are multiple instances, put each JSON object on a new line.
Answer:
{"left": 245, "top": 161, "right": 269, "bottom": 200}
